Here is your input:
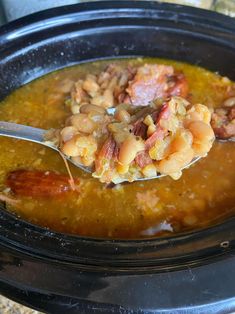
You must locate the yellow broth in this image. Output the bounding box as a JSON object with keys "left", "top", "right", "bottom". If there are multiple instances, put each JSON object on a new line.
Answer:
{"left": 0, "top": 58, "right": 234, "bottom": 238}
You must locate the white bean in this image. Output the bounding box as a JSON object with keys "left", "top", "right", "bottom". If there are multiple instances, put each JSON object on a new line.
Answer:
{"left": 119, "top": 137, "right": 144, "bottom": 165}
{"left": 82, "top": 75, "right": 99, "bottom": 97}
{"left": 70, "top": 113, "right": 96, "bottom": 134}
{"left": 142, "top": 164, "right": 157, "bottom": 177}
{"left": 187, "top": 121, "right": 215, "bottom": 156}
{"left": 61, "top": 138, "right": 80, "bottom": 157}
{"left": 60, "top": 126, "right": 77, "bottom": 142}
{"left": 103, "top": 89, "right": 114, "bottom": 108}
{"left": 115, "top": 109, "right": 131, "bottom": 123}
{"left": 71, "top": 105, "right": 80, "bottom": 114}
{"left": 158, "top": 147, "right": 194, "bottom": 175}
{"left": 80, "top": 104, "right": 105, "bottom": 115}
{"left": 223, "top": 97, "right": 235, "bottom": 107}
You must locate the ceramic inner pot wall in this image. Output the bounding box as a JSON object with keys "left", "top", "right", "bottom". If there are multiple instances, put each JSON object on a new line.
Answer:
{"left": 0, "top": 1, "right": 235, "bottom": 100}
{"left": 0, "top": 2, "right": 235, "bottom": 313}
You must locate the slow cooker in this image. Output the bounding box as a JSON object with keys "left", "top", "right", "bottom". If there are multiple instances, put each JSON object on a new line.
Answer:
{"left": 0, "top": 1, "right": 235, "bottom": 313}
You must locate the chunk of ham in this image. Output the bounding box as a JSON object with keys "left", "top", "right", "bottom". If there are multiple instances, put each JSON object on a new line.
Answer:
{"left": 133, "top": 120, "right": 148, "bottom": 138}
{"left": 156, "top": 103, "right": 171, "bottom": 123}
{"left": 134, "top": 103, "right": 170, "bottom": 167}
{"left": 125, "top": 64, "right": 188, "bottom": 106}
{"left": 145, "top": 127, "right": 166, "bottom": 150}
{"left": 135, "top": 151, "right": 152, "bottom": 168}
{"left": 167, "top": 73, "right": 189, "bottom": 99}
{"left": 95, "top": 136, "right": 117, "bottom": 173}
{"left": 211, "top": 105, "right": 235, "bottom": 139}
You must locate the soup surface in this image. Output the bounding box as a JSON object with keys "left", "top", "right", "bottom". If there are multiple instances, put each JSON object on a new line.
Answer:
{"left": 0, "top": 58, "right": 235, "bottom": 238}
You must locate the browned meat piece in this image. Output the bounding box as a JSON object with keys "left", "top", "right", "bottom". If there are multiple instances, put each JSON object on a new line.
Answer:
{"left": 144, "top": 103, "right": 170, "bottom": 149}
{"left": 132, "top": 120, "right": 148, "bottom": 138}
{"left": 70, "top": 63, "right": 188, "bottom": 111}
{"left": 95, "top": 136, "right": 116, "bottom": 172}
{"left": 126, "top": 64, "right": 174, "bottom": 106}
{"left": 155, "top": 103, "right": 171, "bottom": 123}
{"left": 167, "top": 73, "right": 189, "bottom": 99}
{"left": 124, "top": 65, "right": 188, "bottom": 106}
{"left": 6, "top": 170, "right": 78, "bottom": 197}
{"left": 145, "top": 127, "right": 166, "bottom": 150}
{"left": 211, "top": 105, "right": 235, "bottom": 139}
{"left": 135, "top": 151, "right": 152, "bottom": 168}
{"left": 229, "top": 107, "right": 235, "bottom": 120}
{"left": 224, "top": 84, "right": 235, "bottom": 99}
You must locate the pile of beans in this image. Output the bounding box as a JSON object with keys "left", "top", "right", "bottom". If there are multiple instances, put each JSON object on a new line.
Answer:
{"left": 57, "top": 95, "right": 215, "bottom": 183}
{"left": 69, "top": 64, "right": 135, "bottom": 114}
{"left": 47, "top": 63, "right": 215, "bottom": 183}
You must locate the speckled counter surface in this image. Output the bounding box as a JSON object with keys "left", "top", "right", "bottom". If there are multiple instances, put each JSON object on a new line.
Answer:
{"left": 0, "top": 0, "right": 233, "bottom": 313}
{"left": 0, "top": 296, "right": 42, "bottom": 313}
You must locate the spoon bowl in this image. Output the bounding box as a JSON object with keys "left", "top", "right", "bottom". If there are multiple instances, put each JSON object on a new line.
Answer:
{"left": 0, "top": 120, "right": 201, "bottom": 183}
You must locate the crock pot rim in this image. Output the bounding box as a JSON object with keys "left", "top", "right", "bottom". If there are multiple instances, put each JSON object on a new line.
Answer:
{"left": 0, "top": 0, "right": 234, "bottom": 268}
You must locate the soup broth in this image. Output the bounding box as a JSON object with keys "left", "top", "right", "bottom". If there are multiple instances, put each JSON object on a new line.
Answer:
{"left": 0, "top": 58, "right": 234, "bottom": 238}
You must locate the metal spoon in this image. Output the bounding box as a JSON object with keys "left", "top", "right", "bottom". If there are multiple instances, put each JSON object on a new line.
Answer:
{"left": 0, "top": 121, "right": 92, "bottom": 174}
{"left": 0, "top": 121, "right": 201, "bottom": 182}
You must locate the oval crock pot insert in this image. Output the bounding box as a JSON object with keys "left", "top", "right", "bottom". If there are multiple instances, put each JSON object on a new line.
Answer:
{"left": 0, "top": 2, "right": 235, "bottom": 313}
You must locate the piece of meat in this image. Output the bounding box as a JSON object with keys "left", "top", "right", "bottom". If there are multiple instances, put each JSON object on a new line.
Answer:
{"left": 225, "top": 84, "right": 235, "bottom": 98}
{"left": 98, "top": 137, "right": 116, "bottom": 160}
{"left": 133, "top": 103, "right": 170, "bottom": 152}
{"left": 211, "top": 105, "right": 235, "bottom": 139}
{"left": 135, "top": 151, "right": 152, "bottom": 168}
{"left": 95, "top": 136, "right": 116, "bottom": 172}
{"left": 124, "top": 65, "right": 189, "bottom": 107}
{"left": 167, "top": 73, "right": 189, "bottom": 99}
{"left": 145, "top": 127, "right": 166, "bottom": 150}
{"left": 229, "top": 107, "right": 235, "bottom": 120}
{"left": 156, "top": 103, "right": 171, "bottom": 123}
{"left": 126, "top": 64, "right": 174, "bottom": 106}
{"left": 6, "top": 170, "right": 78, "bottom": 197}
{"left": 132, "top": 103, "right": 170, "bottom": 139}
{"left": 213, "top": 124, "right": 235, "bottom": 139}
{"left": 151, "top": 110, "right": 160, "bottom": 122}
{"left": 113, "top": 143, "right": 120, "bottom": 161}
{"left": 132, "top": 120, "right": 148, "bottom": 138}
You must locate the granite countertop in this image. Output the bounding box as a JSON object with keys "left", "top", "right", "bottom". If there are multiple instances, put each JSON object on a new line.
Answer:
{"left": 0, "top": 0, "right": 234, "bottom": 313}
{"left": 0, "top": 296, "right": 42, "bottom": 314}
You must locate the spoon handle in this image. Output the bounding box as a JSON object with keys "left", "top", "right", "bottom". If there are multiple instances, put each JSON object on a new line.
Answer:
{"left": 0, "top": 121, "right": 46, "bottom": 145}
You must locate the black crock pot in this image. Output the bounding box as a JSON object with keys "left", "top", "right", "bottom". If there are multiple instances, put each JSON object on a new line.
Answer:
{"left": 0, "top": 2, "right": 235, "bottom": 313}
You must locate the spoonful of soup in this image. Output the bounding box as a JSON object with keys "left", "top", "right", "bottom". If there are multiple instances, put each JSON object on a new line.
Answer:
{"left": 0, "top": 96, "right": 215, "bottom": 184}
